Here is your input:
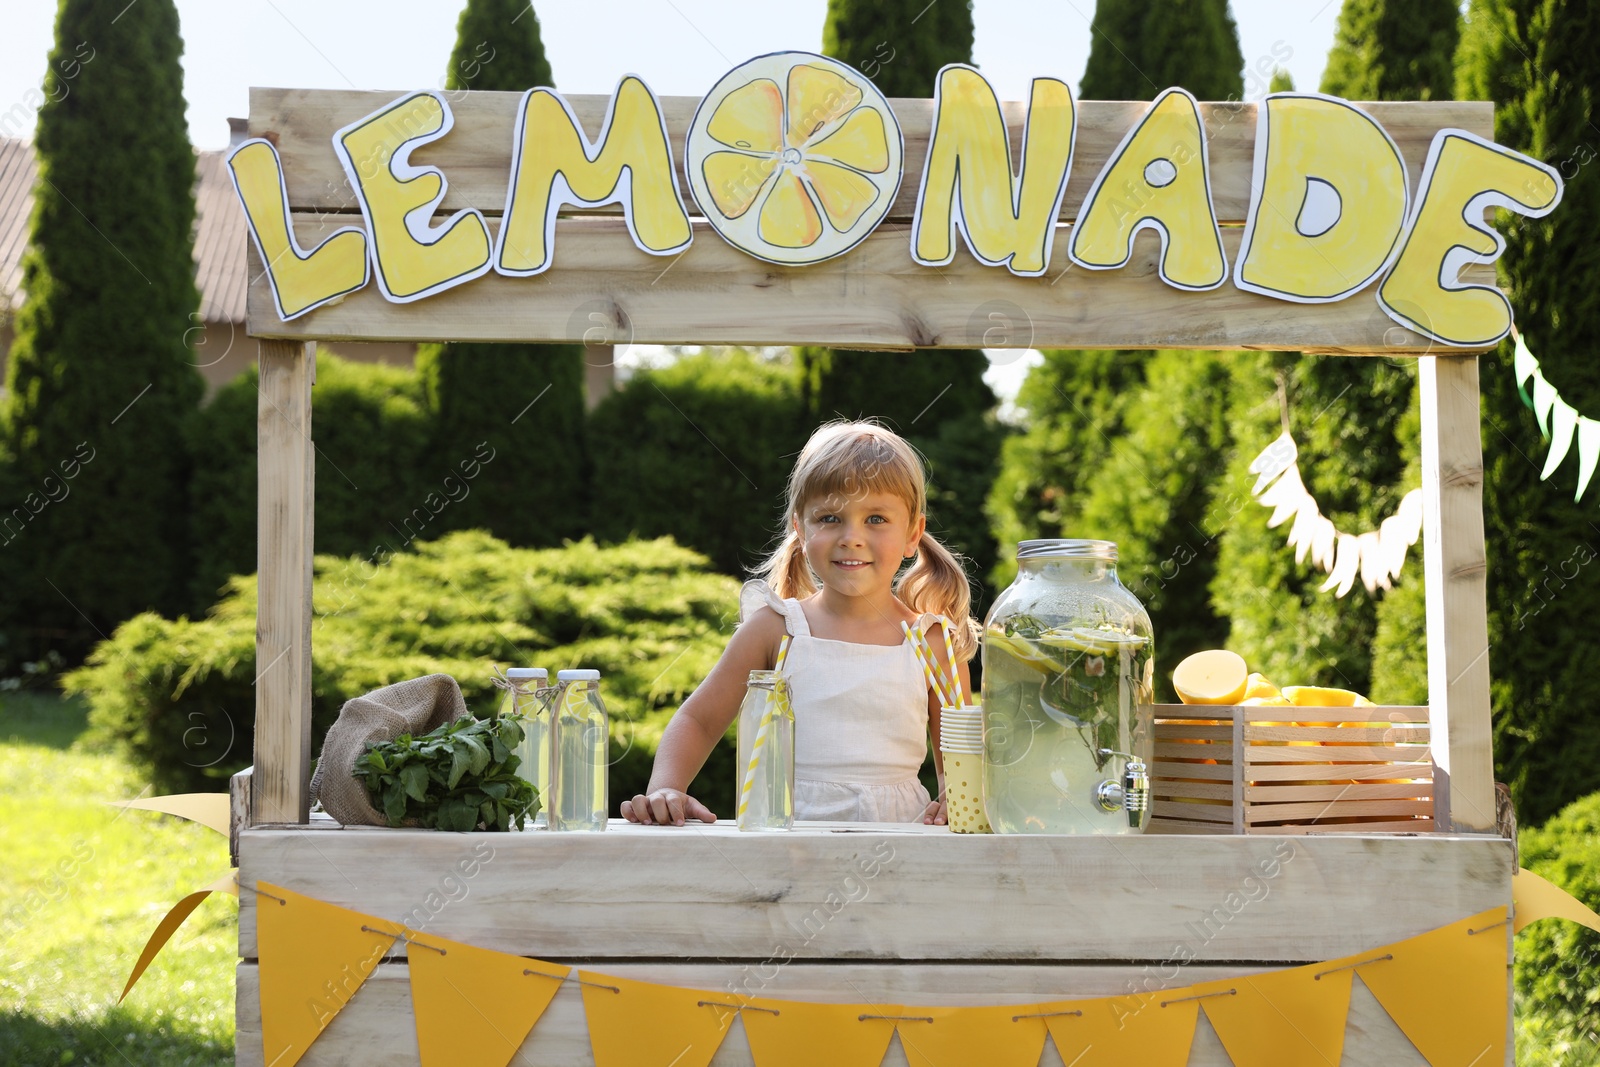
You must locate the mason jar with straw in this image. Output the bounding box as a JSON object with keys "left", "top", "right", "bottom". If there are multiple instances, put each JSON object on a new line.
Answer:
{"left": 736, "top": 637, "right": 794, "bottom": 832}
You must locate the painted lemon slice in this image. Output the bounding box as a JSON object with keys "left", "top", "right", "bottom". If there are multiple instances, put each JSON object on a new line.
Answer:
{"left": 687, "top": 51, "right": 903, "bottom": 266}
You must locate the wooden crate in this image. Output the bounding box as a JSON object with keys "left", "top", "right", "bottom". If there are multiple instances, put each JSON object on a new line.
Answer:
{"left": 1150, "top": 704, "right": 1434, "bottom": 835}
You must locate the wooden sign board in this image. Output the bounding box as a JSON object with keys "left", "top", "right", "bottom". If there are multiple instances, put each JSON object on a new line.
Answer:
{"left": 242, "top": 83, "right": 1511, "bottom": 353}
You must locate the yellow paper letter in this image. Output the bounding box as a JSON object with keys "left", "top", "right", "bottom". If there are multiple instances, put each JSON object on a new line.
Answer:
{"left": 1235, "top": 94, "right": 1409, "bottom": 302}
{"left": 497, "top": 76, "right": 692, "bottom": 275}
{"left": 1379, "top": 129, "right": 1561, "bottom": 346}
{"left": 1069, "top": 87, "right": 1226, "bottom": 290}
{"left": 226, "top": 140, "right": 368, "bottom": 320}
{"left": 333, "top": 91, "right": 492, "bottom": 302}
{"left": 911, "top": 65, "right": 1075, "bottom": 276}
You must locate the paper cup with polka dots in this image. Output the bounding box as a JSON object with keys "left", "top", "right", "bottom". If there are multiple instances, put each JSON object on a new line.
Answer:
{"left": 940, "top": 705, "right": 991, "bottom": 834}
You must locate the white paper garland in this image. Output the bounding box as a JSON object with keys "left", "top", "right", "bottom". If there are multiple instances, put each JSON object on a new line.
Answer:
{"left": 1248, "top": 431, "right": 1423, "bottom": 598}
{"left": 1512, "top": 332, "right": 1600, "bottom": 498}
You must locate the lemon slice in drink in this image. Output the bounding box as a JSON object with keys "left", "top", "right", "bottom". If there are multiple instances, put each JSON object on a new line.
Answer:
{"left": 687, "top": 51, "right": 904, "bottom": 265}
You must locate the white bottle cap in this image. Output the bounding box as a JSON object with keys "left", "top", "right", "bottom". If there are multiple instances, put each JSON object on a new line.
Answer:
{"left": 557, "top": 669, "right": 600, "bottom": 682}
{"left": 505, "top": 667, "right": 547, "bottom": 681}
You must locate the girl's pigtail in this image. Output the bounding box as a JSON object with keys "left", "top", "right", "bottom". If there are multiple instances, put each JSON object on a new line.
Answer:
{"left": 897, "top": 530, "right": 980, "bottom": 661}
{"left": 755, "top": 528, "right": 817, "bottom": 601}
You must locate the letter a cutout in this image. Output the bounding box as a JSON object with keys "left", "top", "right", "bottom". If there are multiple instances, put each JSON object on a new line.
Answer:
{"left": 1069, "top": 88, "right": 1226, "bottom": 291}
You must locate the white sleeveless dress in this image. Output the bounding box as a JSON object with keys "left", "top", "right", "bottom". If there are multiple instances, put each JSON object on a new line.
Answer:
{"left": 740, "top": 581, "right": 935, "bottom": 823}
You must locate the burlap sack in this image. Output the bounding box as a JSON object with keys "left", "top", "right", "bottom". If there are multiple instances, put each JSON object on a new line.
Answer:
{"left": 310, "top": 673, "right": 469, "bottom": 826}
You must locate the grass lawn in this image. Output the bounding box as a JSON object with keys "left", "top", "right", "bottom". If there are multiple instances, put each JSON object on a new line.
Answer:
{"left": 0, "top": 691, "right": 235, "bottom": 1066}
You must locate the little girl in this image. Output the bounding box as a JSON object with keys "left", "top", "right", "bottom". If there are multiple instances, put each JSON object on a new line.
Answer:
{"left": 622, "top": 421, "right": 978, "bottom": 826}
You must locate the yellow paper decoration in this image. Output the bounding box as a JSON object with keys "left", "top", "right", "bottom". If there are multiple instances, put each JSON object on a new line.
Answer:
{"left": 897, "top": 1003, "right": 1051, "bottom": 1067}
{"left": 1354, "top": 905, "right": 1509, "bottom": 1067}
{"left": 1513, "top": 867, "right": 1600, "bottom": 935}
{"left": 256, "top": 882, "right": 400, "bottom": 1067}
{"left": 406, "top": 930, "right": 568, "bottom": 1067}
{"left": 119, "top": 869, "right": 238, "bottom": 1002}
{"left": 741, "top": 998, "right": 898, "bottom": 1067}
{"left": 580, "top": 972, "right": 734, "bottom": 1067}
{"left": 1045, "top": 991, "right": 1199, "bottom": 1067}
{"left": 1196, "top": 964, "right": 1353, "bottom": 1067}
{"left": 110, "top": 792, "right": 231, "bottom": 836}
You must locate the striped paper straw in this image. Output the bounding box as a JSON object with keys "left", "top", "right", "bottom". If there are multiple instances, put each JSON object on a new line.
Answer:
{"left": 738, "top": 636, "right": 793, "bottom": 818}
{"left": 901, "top": 621, "right": 954, "bottom": 709}
{"left": 938, "top": 615, "right": 964, "bottom": 708}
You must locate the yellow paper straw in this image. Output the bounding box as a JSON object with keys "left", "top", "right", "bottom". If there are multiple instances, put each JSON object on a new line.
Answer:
{"left": 914, "top": 621, "right": 958, "bottom": 709}
{"left": 938, "top": 615, "right": 964, "bottom": 708}
{"left": 902, "top": 621, "right": 953, "bottom": 709}
{"left": 738, "top": 636, "right": 792, "bottom": 818}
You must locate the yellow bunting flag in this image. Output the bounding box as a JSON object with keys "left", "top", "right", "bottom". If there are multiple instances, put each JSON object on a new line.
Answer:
{"left": 1514, "top": 867, "right": 1600, "bottom": 934}
{"left": 256, "top": 882, "right": 400, "bottom": 1067}
{"left": 1354, "top": 906, "right": 1509, "bottom": 1067}
{"left": 111, "top": 793, "right": 232, "bottom": 836}
{"left": 897, "top": 1003, "right": 1051, "bottom": 1067}
{"left": 741, "top": 998, "right": 898, "bottom": 1067}
{"left": 406, "top": 931, "right": 567, "bottom": 1067}
{"left": 1045, "top": 991, "right": 1198, "bottom": 1067}
{"left": 580, "top": 972, "right": 734, "bottom": 1067}
{"left": 1196, "top": 964, "right": 1353, "bottom": 1067}
{"left": 120, "top": 869, "right": 238, "bottom": 1002}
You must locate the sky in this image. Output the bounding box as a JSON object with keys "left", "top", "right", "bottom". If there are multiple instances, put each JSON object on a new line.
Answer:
{"left": 0, "top": 0, "right": 1348, "bottom": 404}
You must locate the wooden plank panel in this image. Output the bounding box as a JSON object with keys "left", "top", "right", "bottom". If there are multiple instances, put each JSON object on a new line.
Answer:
{"left": 1246, "top": 782, "right": 1433, "bottom": 803}
{"left": 1253, "top": 818, "right": 1437, "bottom": 834}
{"left": 250, "top": 88, "right": 1492, "bottom": 225}
{"left": 1244, "top": 745, "right": 1432, "bottom": 764}
{"left": 1152, "top": 760, "right": 1234, "bottom": 781}
{"left": 1243, "top": 761, "right": 1435, "bottom": 783}
{"left": 1244, "top": 725, "right": 1430, "bottom": 743}
{"left": 1153, "top": 780, "right": 1236, "bottom": 802}
{"left": 233, "top": 959, "right": 1468, "bottom": 1067}
{"left": 247, "top": 218, "right": 1495, "bottom": 350}
{"left": 1244, "top": 799, "right": 1436, "bottom": 823}
{"left": 1155, "top": 724, "right": 1234, "bottom": 741}
{"left": 1420, "top": 355, "right": 1496, "bottom": 832}
{"left": 254, "top": 340, "right": 314, "bottom": 824}
{"left": 237, "top": 826, "right": 1512, "bottom": 963}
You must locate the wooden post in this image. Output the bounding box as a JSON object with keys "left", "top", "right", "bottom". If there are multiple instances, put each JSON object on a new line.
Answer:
{"left": 1419, "top": 355, "right": 1496, "bottom": 832}
{"left": 254, "top": 340, "right": 315, "bottom": 824}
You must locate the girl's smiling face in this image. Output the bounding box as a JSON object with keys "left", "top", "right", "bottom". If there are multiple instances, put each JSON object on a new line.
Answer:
{"left": 796, "top": 490, "right": 925, "bottom": 597}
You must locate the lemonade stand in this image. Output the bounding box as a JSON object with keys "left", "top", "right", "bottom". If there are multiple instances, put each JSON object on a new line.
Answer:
{"left": 226, "top": 50, "right": 1554, "bottom": 1066}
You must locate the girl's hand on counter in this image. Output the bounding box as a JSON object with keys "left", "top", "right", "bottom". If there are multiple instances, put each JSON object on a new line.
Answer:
{"left": 621, "top": 788, "right": 717, "bottom": 826}
{"left": 921, "top": 797, "right": 946, "bottom": 825}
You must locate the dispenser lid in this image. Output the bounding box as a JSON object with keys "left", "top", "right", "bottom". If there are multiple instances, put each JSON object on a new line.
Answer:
{"left": 557, "top": 668, "right": 600, "bottom": 681}
{"left": 1016, "top": 538, "right": 1118, "bottom": 562}
{"left": 505, "top": 667, "right": 547, "bottom": 681}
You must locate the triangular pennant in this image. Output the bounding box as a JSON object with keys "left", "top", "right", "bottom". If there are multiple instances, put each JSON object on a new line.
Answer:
{"left": 1514, "top": 867, "right": 1600, "bottom": 935}
{"left": 1531, "top": 370, "right": 1558, "bottom": 439}
{"left": 1575, "top": 417, "right": 1600, "bottom": 501}
{"left": 120, "top": 869, "right": 238, "bottom": 1002}
{"left": 1045, "top": 991, "right": 1199, "bottom": 1067}
{"left": 1379, "top": 514, "right": 1410, "bottom": 581}
{"left": 1513, "top": 333, "right": 1539, "bottom": 409}
{"left": 581, "top": 972, "right": 734, "bottom": 1067}
{"left": 897, "top": 1003, "right": 1050, "bottom": 1067}
{"left": 256, "top": 883, "right": 399, "bottom": 1067}
{"left": 1318, "top": 533, "right": 1362, "bottom": 597}
{"left": 1198, "top": 964, "right": 1353, "bottom": 1067}
{"left": 1355, "top": 907, "right": 1508, "bottom": 1067}
{"left": 1259, "top": 466, "right": 1308, "bottom": 528}
{"left": 1357, "top": 530, "right": 1388, "bottom": 594}
{"left": 1286, "top": 497, "right": 1321, "bottom": 565}
{"left": 1311, "top": 515, "right": 1337, "bottom": 573}
{"left": 741, "top": 998, "right": 898, "bottom": 1067}
{"left": 110, "top": 793, "right": 232, "bottom": 836}
{"left": 1542, "top": 396, "right": 1580, "bottom": 481}
{"left": 407, "top": 930, "right": 566, "bottom": 1067}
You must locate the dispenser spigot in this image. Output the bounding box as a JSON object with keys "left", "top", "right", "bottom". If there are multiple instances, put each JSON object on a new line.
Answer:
{"left": 1095, "top": 749, "right": 1150, "bottom": 828}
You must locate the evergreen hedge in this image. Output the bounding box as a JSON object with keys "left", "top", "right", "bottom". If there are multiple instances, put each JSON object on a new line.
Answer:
{"left": 1515, "top": 792, "right": 1600, "bottom": 1063}
{"left": 67, "top": 532, "right": 744, "bottom": 814}
{"left": 0, "top": 0, "right": 203, "bottom": 666}
{"left": 589, "top": 351, "right": 806, "bottom": 578}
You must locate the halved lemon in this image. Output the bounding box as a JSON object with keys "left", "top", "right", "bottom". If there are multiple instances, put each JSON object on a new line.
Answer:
{"left": 687, "top": 51, "right": 904, "bottom": 265}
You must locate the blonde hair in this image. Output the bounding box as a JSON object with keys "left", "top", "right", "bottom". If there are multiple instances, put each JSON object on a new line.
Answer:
{"left": 754, "top": 421, "right": 979, "bottom": 660}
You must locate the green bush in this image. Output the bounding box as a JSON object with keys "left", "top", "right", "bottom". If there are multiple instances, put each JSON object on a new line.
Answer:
{"left": 66, "top": 531, "right": 744, "bottom": 815}
{"left": 1515, "top": 792, "right": 1600, "bottom": 1058}
{"left": 187, "top": 349, "right": 433, "bottom": 608}
{"left": 589, "top": 350, "right": 806, "bottom": 577}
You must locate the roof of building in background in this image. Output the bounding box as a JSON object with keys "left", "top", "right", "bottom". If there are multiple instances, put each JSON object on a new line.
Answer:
{"left": 0, "top": 136, "right": 248, "bottom": 324}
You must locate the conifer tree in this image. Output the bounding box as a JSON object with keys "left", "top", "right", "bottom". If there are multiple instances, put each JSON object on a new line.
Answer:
{"left": 1269, "top": 68, "right": 1295, "bottom": 92}
{"left": 415, "top": 0, "right": 587, "bottom": 546}
{"left": 0, "top": 0, "right": 202, "bottom": 667}
{"left": 1321, "top": 0, "right": 1460, "bottom": 101}
{"left": 1457, "top": 0, "right": 1600, "bottom": 825}
{"left": 808, "top": 0, "right": 1000, "bottom": 589}
{"left": 1081, "top": 0, "right": 1244, "bottom": 101}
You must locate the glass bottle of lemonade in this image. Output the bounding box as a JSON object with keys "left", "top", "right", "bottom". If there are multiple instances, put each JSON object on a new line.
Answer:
{"left": 982, "top": 540, "right": 1154, "bottom": 835}
{"left": 499, "top": 667, "right": 550, "bottom": 828}
{"left": 546, "top": 669, "right": 609, "bottom": 832}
